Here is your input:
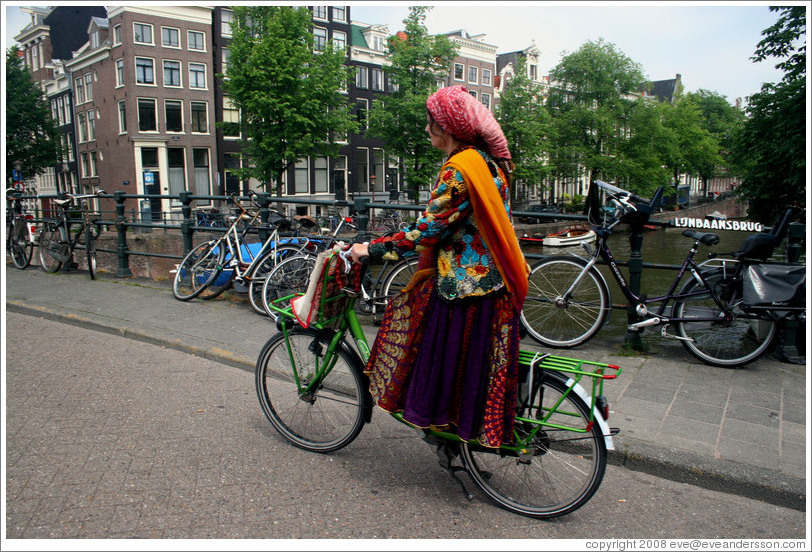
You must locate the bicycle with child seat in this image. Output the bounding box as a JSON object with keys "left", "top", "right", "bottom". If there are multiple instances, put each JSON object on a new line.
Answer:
{"left": 171, "top": 191, "right": 316, "bottom": 303}
{"left": 255, "top": 246, "right": 622, "bottom": 519}
{"left": 520, "top": 180, "right": 792, "bottom": 368}
{"left": 37, "top": 190, "right": 105, "bottom": 279}
{"left": 6, "top": 188, "right": 36, "bottom": 269}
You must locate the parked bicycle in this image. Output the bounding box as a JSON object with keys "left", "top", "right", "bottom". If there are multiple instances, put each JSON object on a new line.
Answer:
{"left": 6, "top": 188, "right": 36, "bottom": 270}
{"left": 172, "top": 192, "right": 314, "bottom": 303}
{"left": 257, "top": 247, "right": 622, "bottom": 519}
{"left": 38, "top": 190, "right": 105, "bottom": 279}
{"left": 520, "top": 180, "right": 800, "bottom": 368}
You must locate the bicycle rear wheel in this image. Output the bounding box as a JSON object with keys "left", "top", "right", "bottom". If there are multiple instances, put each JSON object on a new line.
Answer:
{"left": 255, "top": 328, "right": 368, "bottom": 452}
{"left": 10, "top": 220, "right": 34, "bottom": 269}
{"left": 85, "top": 223, "right": 97, "bottom": 279}
{"left": 520, "top": 256, "right": 609, "bottom": 348}
{"left": 172, "top": 240, "right": 225, "bottom": 301}
{"left": 673, "top": 273, "right": 777, "bottom": 368}
{"left": 460, "top": 373, "right": 607, "bottom": 519}
{"left": 38, "top": 224, "right": 67, "bottom": 273}
{"left": 261, "top": 255, "right": 317, "bottom": 318}
{"left": 248, "top": 245, "right": 308, "bottom": 316}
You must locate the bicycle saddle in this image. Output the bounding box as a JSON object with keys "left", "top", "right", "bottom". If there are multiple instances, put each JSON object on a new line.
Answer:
{"left": 682, "top": 230, "right": 720, "bottom": 246}
{"left": 54, "top": 198, "right": 72, "bottom": 207}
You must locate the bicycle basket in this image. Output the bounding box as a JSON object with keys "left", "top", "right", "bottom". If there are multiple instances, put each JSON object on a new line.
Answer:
{"left": 290, "top": 247, "right": 362, "bottom": 329}
{"left": 742, "top": 262, "right": 805, "bottom": 313}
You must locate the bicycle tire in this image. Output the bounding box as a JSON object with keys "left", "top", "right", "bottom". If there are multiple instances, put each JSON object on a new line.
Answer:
{"left": 10, "top": 219, "right": 34, "bottom": 269}
{"left": 248, "top": 245, "right": 309, "bottom": 316}
{"left": 255, "top": 328, "right": 369, "bottom": 452}
{"left": 38, "top": 224, "right": 67, "bottom": 273}
{"left": 460, "top": 373, "right": 607, "bottom": 519}
{"left": 261, "top": 255, "right": 317, "bottom": 318}
{"left": 85, "top": 223, "right": 97, "bottom": 280}
{"left": 172, "top": 240, "right": 226, "bottom": 301}
{"left": 197, "top": 245, "right": 235, "bottom": 300}
{"left": 673, "top": 271, "right": 777, "bottom": 368}
{"left": 520, "top": 256, "right": 610, "bottom": 348}
{"left": 379, "top": 257, "right": 419, "bottom": 302}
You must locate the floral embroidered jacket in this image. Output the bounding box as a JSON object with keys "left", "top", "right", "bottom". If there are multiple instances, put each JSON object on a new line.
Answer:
{"left": 368, "top": 148, "right": 514, "bottom": 301}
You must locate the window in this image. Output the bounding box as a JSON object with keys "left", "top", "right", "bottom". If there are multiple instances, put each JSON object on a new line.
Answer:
{"left": 193, "top": 149, "right": 211, "bottom": 196}
{"left": 469, "top": 90, "right": 477, "bottom": 100}
{"left": 65, "top": 133, "right": 74, "bottom": 160}
{"left": 332, "top": 6, "right": 346, "bottom": 22}
{"left": 356, "top": 66, "right": 368, "bottom": 89}
{"left": 165, "top": 100, "right": 183, "bottom": 132}
{"left": 76, "top": 112, "right": 86, "bottom": 142}
{"left": 332, "top": 30, "right": 346, "bottom": 51}
{"left": 113, "top": 24, "right": 121, "bottom": 45}
{"left": 356, "top": 99, "right": 368, "bottom": 132}
{"left": 74, "top": 77, "right": 85, "bottom": 104}
{"left": 84, "top": 73, "right": 93, "bottom": 101}
{"left": 189, "top": 63, "right": 206, "bottom": 89}
{"left": 356, "top": 148, "right": 368, "bottom": 192}
{"left": 87, "top": 110, "right": 95, "bottom": 141}
{"left": 454, "top": 63, "right": 464, "bottom": 81}
{"left": 31, "top": 45, "right": 40, "bottom": 70}
{"left": 90, "top": 30, "right": 99, "bottom": 49}
{"left": 294, "top": 158, "right": 308, "bottom": 194}
{"left": 136, "top": 58, "right": 155, "bottom": 84}
{"left": 314, "top": 157, "right": 328, "bottom": 193}
{"left": 371, "top": 69, "right": 384, "bottom": 91}
{"left": 482, "top": 68, "right": 492, "bottom": 86}
{"left": 51, "top": 99, "right": 59, "bottom": 123}
{"left": 80, "top": 153, "right": 88, "bottom": 178}
{"left": 89, "top": 151, "right": 98, "bottom": 176}
{"left": 221, "top": 48, "right": 230, "bottom": 74}
{"left": 167, "top": 148, "right": 186, "bottom": 197}
{"left": 163, "top": 60, "right": 181, "bottom": 87}
{"left": 137, "top": 98, "right": 157, "bottom": 131}
{"left": 313, "top": 27, "right": 326, "bottom": 51}
{"left": 61, "top": 96, "right": 70, "bottom": 123}
{"left": 372, "top": 150, "right": 385, "bottom": 192}
{"left": 188, "top": 30, "right": 205, "bottom": 51}
{"left": 133, "top": 23, "right": 153, "bottom": 44}
{"left": 312, "top": 6, "right": 327, "bottom": 20}
{"left": 468, "top": 66, "right": 478, "bottom": 84}
{"left": 221, "top": 10, "right": 233, "bottom": 37}
{"left": 118, "top": 100, "right": 127, "bottom": 133}
{"left": 116, "top": 59, "right": 124, "bottom": 86}
{"left": 190, "top": 102, "right": 207, "bottom": 133}
{"left": 481, "top": 93, "right": 491, "bottom": 110}
{"left": 58, "top": 97, "right": 67, "bottom": 124}
{"left": 222, "top": 96, "right": 240, "bottom": 138}
{"left": 162, "top": 27, "right": 180, "bottom": 48}
{"left": 529, "top": 64, "right": 538, "bottom": 81}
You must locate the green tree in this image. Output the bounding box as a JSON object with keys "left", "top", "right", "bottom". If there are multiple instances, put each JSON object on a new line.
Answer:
{"left": 5, "top": 47, "right": 61, "bottom": 182}
{"left": 732, "top": 6, "right": 806, "bottom": 223}
{"left": 221, "top": 6, "right": 357, "bottom": 195}
{"left": 494, "top": 55, "right": 553, "bottom": 205}
{"left": 547, "top": 39, "right": 647, "bottom": 192}
{"left": 366, "top": 6, "right": 457, "bottom": 202}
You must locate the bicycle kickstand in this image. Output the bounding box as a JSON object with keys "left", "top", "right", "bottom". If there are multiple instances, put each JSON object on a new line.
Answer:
{"left": 422, "top": 431, "right": 474, "bottom": 501}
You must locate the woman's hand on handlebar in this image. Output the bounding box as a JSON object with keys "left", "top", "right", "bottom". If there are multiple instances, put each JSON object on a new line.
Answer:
{"left": 349, "top": 242, "right": 369, "bottom": 264}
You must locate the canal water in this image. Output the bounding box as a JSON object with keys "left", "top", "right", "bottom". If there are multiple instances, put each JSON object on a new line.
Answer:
{"left": 520, "top": 224, "right": 763, "bottom": 344}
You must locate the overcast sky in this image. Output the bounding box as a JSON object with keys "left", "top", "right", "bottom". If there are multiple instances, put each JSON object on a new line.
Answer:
{"left": 4, "top": 2, "right": 804, "bottom": 105}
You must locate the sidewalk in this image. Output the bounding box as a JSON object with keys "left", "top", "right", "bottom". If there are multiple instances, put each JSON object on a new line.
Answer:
{"left": 4, "top": 265, "right": 807, "bottom": 510}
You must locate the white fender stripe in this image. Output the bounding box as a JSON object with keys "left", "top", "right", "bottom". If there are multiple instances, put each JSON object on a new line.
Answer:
{"left": 566, "top": 378, "right": 614, "bottom": 450}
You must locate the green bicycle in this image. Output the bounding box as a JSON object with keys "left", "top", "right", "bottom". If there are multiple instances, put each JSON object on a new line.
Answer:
{"left": 255, "top": 247, "right": 622, "bottom": 519}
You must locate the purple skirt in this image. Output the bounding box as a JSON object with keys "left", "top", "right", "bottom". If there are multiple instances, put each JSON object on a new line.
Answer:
{"left": 365, "top": 277, "right": 520, "bottom": 447}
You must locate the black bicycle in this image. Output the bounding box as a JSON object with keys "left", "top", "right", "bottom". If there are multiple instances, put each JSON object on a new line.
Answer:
{"left": 38, "top": 191, "right": 105, "bottom": 279}
{"left": 521, "top": 181, "right": 799, "bottom": 368}
{"left": 6, "top": 188, "right": 36, "bottom": 269}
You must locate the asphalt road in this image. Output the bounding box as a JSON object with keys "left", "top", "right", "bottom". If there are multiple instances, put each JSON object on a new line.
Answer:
{"left": 4, "top": 311, "right": 807, "bottom": 542}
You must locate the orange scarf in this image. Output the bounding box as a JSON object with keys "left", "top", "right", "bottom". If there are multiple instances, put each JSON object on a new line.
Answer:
{"left": 445, "top": 149, "right": 529, "bottom": 313}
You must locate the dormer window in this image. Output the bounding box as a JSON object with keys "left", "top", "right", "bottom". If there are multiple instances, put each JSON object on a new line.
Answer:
{"left": 90, "top": 30, "right": 99, "bottom": 49}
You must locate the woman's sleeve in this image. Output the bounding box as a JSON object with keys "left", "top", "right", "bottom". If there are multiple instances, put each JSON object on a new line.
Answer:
{"left": 368, "top": 166, "right": 472, "bottom": 262}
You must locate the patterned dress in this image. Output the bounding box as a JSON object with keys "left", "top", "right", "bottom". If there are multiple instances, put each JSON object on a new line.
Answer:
{"left": 364, "top": 148, "right": 520, "bottom": 448}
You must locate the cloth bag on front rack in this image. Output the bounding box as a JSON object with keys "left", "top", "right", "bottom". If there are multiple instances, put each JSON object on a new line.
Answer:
{"left": 290, "top": 245, "right": 357, "bottom": 328}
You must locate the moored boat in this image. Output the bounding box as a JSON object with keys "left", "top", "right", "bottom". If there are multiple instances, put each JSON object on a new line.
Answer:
{"left": 542, "top": 224, "right": 597, "bottom": 247}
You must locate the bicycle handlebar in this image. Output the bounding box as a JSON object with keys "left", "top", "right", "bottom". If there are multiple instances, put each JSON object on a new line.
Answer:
{"left": 594, "top": 180, "right": 651, "bottom": 206}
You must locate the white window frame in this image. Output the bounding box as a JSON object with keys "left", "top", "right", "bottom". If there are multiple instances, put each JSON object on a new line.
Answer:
{"left": 332, "top": 30, "right": 346, "bottom": 51}
{"left": 137, "top": 98, "right": 158, "bottom": 133}
{"left": 454, "top": 63, "right": 464, "bottom": 81}
{"left": 221, "top": 10, "right": 233, "bottom": 37}
{"left": 118, "top": 100, "right": 127, "bottom": 134}
{"left": 164, "top": 99, "right": 184, "bottom": 133}
{"left": 188, "top": 63, "right": 207, "bottom": 89}
{"left": 294, "top": 158, "right": 309, "bottom": 194}
{"left": 371, "top": 69, "right": 384, "bottom": 91}
{"left": 188, "top": 30, "right": 206, "bottom": 52}
{"left": 133, "top": 22, "right": 154, "bottom": 45}
{"left": 135, "top": 57, "right": 156, "bottom": 86}
{"left": 113, "top": 24, "right": 121, "bottom": 46}
{"left": 163, "top": 60, "right": 182, "bottom": 88}
{"left": 115, "top": 58, "right": 124, "bottom": 87}
{"left": 482, "top": 68, "right": 492, "bottom": 86}
{"left": 356, "top": 66, "right": 368, "bottom": 89}
{"left": 468, "top": 66, "right": 478, "bottom": 84}
{"left": 312, "top": 6, "right": 328, "bottom": 21}
{"left": 190, "top": 101, "right": 208, "bottom": 134}
{"left": 332, "top": 6, "right": 346, "bottom": 22}
{"left": 313, "top": 27, "right": 327, "bottom": 51}
{"left": 162, "top": 26, "right": 181, "bottom": 49}
{"left": 482, "top": 93, "right": 491, "bottom": 110}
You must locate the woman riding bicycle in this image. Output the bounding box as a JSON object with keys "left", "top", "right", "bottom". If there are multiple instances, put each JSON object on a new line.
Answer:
{"left": 350, "top": 85, "right": 529, "bottom": 448}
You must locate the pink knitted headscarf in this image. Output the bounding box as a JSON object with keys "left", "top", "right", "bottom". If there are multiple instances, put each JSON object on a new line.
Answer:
{"left": 426, "top": 85, "right": 511, "bottom": 160}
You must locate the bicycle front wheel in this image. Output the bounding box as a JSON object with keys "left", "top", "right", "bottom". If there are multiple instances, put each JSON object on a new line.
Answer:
{"left": 172, "top": 240, "right": 225, "bottom": 301}
{"left": 262, "top": 255, "right": 317, "bottom": 318}
{"left": 38, "top": 224, "right": 67, "bottom": 273}
{"left": 255, "top": 328, "right": 368, "bottom": 452}
{"left": 85, "top": 223, "right": 97, "bottom": 279}
{"left": 248, "top": 245, "right": 308, "bottom": 316}
{"left": 673, "top": 274, "right": 777, "bottom": 368}
{"left": 461, "top": 373, "right": 607, "bottom": 519}
{"left": 520, "top": 256, "right": 609, "bottom": 348}
{"left": 380, "top": 257, "right": 419, "bottom": 300}
{"left": 10, "top": 220, "right": 34, "bottom": 269}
